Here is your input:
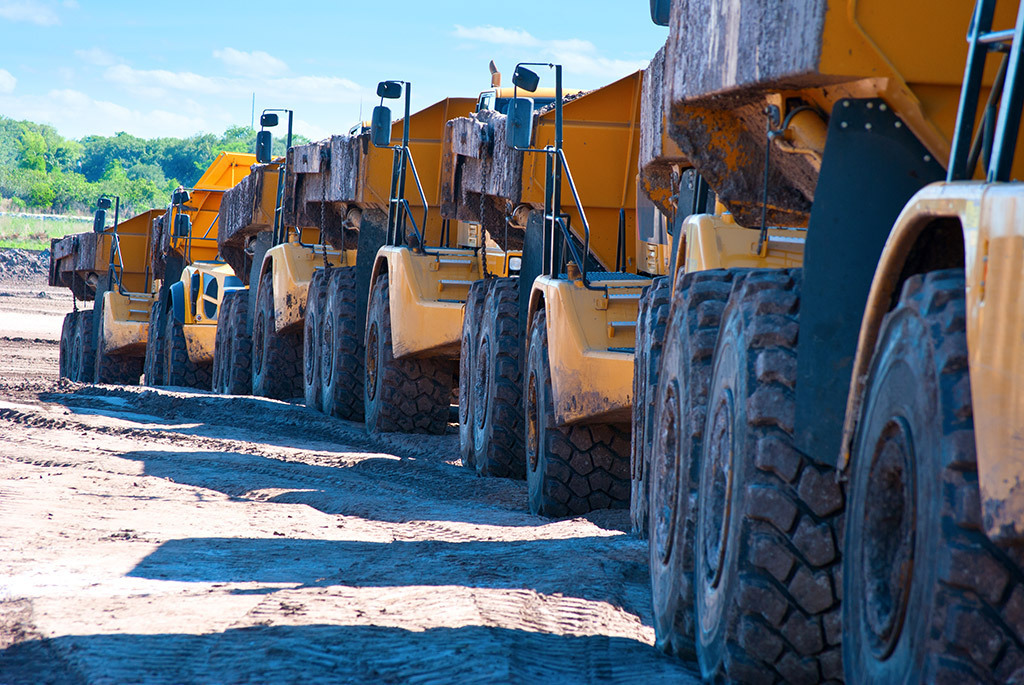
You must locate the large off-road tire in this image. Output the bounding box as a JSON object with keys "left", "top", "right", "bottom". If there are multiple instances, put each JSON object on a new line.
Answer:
{"left": 303, "top": 269, "right": 328, "bottom": 410}
{"left": 251, "top": 271, "right": 303, "bottom": 400}
{"left": 223, "top": 288, "right": 252, "bottom": 395}
{"left": 695, "top": 269, "right": 845, "bottom": 683}
{"left": 843, "top": 269, "right": 1024, "bottom": 683}
{"left": 524, "top": 308, "right": 631, "bottom": 517}
{"left": 143, "top": 300, "right": 165, "bottom": 386}
{"left": 94, "top": 299, "right": 143, "bottom": 385}
{"left": 631, "top": 276, "right": 670, "bottom": 535}
{"left": 59, "top": 311, "right": 76, "bottom": 380}
{"left": 649, "top": 269, "right": 738, "bottom": 659}
{"left": 459, "top": 279, "right": 490, "bottom": 469}
{"left": 163, "top": 308, "right": 212, "bottom": 389}
{"left": 473, "top": 277, "right": 525, "bottom": 479}
{"left": 71, "top": 309, "right": 96, "bottom": 383}
{"left": 320, "top": 267, "right": 364, "bottom": 420}
{"left": 364, "top": 273, "right": 454, "bottom": 434}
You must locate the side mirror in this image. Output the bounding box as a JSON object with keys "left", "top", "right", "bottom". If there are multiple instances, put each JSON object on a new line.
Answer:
{"left": 506, "top": 97, "right": 534, "bottom": 149}
{"left": 97, "top": 197, "right": 112, "bottom": 210}
{"left": 512, "top": 66, "right": 540, "bottom": 93}
{"left": 650, "top": 0, "right": 670, "bottom": 26}
{"left": 256, "top": 130, "right": 273, "bottom": 163}
{"left": 371, "top": 105, "right": 392, "bottom": 147}
{"left": 174, "top": 213, "right": 191, "bottom": 237}
{"left": 260, "top": 112, "right": 279, "bottom": 128}
{"left": 171, "top": 189, "right": 190, "bottom": 206}
{"left": 376, "top": 81, "right": 402, "bottom": 99}
{"left": 93, "top": 209, "right": 106, "bottom": 233}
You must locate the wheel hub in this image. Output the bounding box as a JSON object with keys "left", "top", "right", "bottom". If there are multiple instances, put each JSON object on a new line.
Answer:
{"left": 700, "top": 389, "right": 735, "bottom": 634}
{"left": 526, "top": 368, "right": 539, "bottom": 471}
{"left": 366, "top": 321, "right": 379, "bottom": 401}
{"left": 653, "top": 382, "right": 680, "bottom": 565}
{"left": 474, "top": 335, "right": 490, "bottom": 430}
{"left": 862, "top": 416, "right": 916, "bottom": 660}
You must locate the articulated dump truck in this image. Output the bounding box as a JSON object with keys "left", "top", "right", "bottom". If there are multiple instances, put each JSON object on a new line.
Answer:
{"left": 275, "top": 90, "right": 528, "bottom": 433}
{"left": 444, "top": 70, "right": 656, "bottom": 514}
{"left": 52, "top": 153, "right": 255, "bottom": 390}
{"left": 142, "top": 152, "right": 254, "bottom": 390}
{"left": 639, "top": 0, "right": 1024, "bottom": 682}
{"left": 215, "top": 132, "right": 349, "bottom": 402}
{"left": 53, "top": 205, "right": 164, "bottom": 384}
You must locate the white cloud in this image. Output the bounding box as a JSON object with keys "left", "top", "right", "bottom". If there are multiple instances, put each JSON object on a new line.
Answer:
{"left": 453, "top": 24, "right": 538, "bottom": 47}
{"left": 0, "top": 88, "right": 216, "bottom": 138}
{"left": 0, "top": 69, "right": 16, "bottom": 94}
{"left": 451, "top": 24, "right": 646, "bottom": 80}
{"left": 75, "top": 47, "right": 117, "bottom": 67}
{"left": 0, "top": 1, "right": 59, "bottom": 25}
{"left": 213, "top": 47, "right": 288, "bottom": 77}
{"left": 103, "top": 63, "right": 364, "bottom": 105}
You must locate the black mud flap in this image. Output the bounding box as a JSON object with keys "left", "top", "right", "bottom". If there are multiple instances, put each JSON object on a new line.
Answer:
{"left": 354, "top": 210, "right": 388, "bottom": 339}
{"left": 795, "top": 98, "right": 945, "bottom": 466}
{"left": 519, "top": 209, "right": 546, "bottom": 342}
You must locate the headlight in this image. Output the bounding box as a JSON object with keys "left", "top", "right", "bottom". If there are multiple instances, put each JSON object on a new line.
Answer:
{"left": 508, "top": 256, "right": 522, "bottom": 272}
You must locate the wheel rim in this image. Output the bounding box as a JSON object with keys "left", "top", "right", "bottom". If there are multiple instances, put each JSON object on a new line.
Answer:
{"left": 474, "top": 335, "right": 490, "bottom": 430}
{"left": 253, "top": 310, "right": 265, "bottom": 376}
{"left": 459, "top": 330, "right": 472, "bottom": 427}
{"left": 526, "top": 367, "right": 540, "bottom": 471}
{"left": 699, "top": 388, "right": 735, "bottom": 635}
{"left": 653, "top": 381, "right": 681, "bottom": 565}
{"left": 862, "top": 416, "right": 916, "bottom": 660}
{"left": 321, "top": 314, "right": 334, "bottom": 385}
{"left": 366, "top": 320, "right": 379, "bottom": 401}
{"left": 304, "top": 310, "right": 316, "bottom": 383}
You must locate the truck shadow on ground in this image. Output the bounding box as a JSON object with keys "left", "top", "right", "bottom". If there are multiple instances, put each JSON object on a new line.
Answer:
{"left": 0, "top": 623, "right": 700, "bottom": 685}
{"left": 126, "top": 535, "right": 647, "bottom": 604}
{"left": 115, "top": 447, "right": 630, "bottom": 533}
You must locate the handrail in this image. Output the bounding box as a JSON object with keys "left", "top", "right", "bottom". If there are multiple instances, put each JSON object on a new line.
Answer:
{"left": 388, "top": 144, "right": 434, "bottom": 254}
{"left": 554, "top": 148, "right": 595, "bottom": 283}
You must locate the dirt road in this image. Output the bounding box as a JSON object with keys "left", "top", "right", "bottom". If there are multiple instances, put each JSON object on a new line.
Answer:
{"left": 0, "top": 253, "right": 699, "bottom": 684}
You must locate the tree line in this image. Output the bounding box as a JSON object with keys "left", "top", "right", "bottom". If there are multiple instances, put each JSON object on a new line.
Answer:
{"left": 0, "top": 116, "right": 309, "bottom": 217}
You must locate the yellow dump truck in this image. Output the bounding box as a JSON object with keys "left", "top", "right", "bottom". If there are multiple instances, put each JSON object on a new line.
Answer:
{"left": 54, "top": 201, "right": 163, "bottom": 384}
{"left": 213, "top": 111, "right": 349, "bottom": 401}
{"left": 141, "top": 152, "right": 254, "bottom": 389}
{"left": 281, "top": 87, "right": 524, "bottom": 429}
{"left": 641, "top": 0, "right": 1024, "bottom": 682}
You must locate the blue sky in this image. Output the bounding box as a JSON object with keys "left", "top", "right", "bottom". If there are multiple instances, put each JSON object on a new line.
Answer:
{"left": 0, "top": 0, "right": 667, "bottom": 142}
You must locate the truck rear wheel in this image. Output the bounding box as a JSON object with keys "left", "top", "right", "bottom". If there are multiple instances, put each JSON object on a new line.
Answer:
{"left": 649, "top": 269, "right": 737, "bottom": 659}
{"left": 524, "top": 308, "right": 630, "bottom": 517}
{"left": 59, "top": 312, "right": 76, "bottom": 380}
{"left": 459, "top": 280, "right": 490, "bottom": 469}
{"left": 695, "top": 269, "right": 844, "bottom": 683}
{"left": 251, "top": 271, "right": 303, "bottom": 400}
{"left": 303, "top": 269, "right": 328, "bottom": 410}
{"left": 473, "top": 277, "right": 525, "bottom": 479}
{"left": 94, "top": 299, "right": 142, "bottom": 385}
{"left": 631, "top": 276, "right": 670, "bottom": 535}
{"left": 71, "top": 309, "right": 95, "bottom": 383}
{"left": 320, "top": 267, "right": 363, "bottom": 420}
{"left": 843, "top": 269, "right": 1024, "bottom": 683}
{"left": 223, "top": 288, "right": 252, "bottom": 395}
{"left": 144, "top": 300, "right": 166, "bottom": 386}
{"left": 364, "top": 273, "right": 454, "bottom": 434}
{"left": 163, "top": 308, "right": 212, "bottom": 389}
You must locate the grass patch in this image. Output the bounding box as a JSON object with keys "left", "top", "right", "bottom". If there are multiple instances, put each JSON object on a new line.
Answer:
{"left": 0, "top": 214, "right": 92, "bottom": 251}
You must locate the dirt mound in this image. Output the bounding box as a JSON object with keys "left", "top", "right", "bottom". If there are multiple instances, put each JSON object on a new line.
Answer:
{"left": 0, "top": 248, "right": 50, "bottom": 284}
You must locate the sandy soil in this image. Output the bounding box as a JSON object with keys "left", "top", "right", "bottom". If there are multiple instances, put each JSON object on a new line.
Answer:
{"left": 0, "top": 254, "right": 699, "bottom": 684}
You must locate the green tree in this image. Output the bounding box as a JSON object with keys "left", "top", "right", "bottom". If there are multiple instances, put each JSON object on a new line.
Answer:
{"left": 19, "top": 127, "right": 47, "bottom": 172}
{"left": 27, "top": 180, "right": 55, "bottom": 208}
